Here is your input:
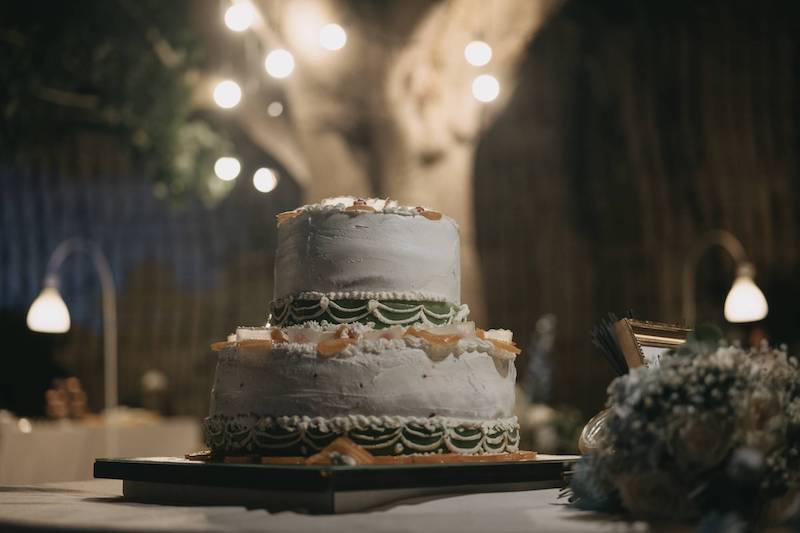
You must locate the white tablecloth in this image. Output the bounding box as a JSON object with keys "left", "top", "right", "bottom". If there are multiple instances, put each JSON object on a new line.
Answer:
{"left": 0, "top": 417, "right": 202, "bottom": 484}
{"left": 0, "top": 480, "right": 648, "bottom": 532}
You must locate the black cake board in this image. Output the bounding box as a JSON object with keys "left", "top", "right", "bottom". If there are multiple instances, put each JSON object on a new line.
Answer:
{"left": 94, "top": 455, "right": 579, "bottom": 514}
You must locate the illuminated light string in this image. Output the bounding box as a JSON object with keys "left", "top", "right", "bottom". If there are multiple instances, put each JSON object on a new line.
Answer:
{"left": 224, "top": 2, "right": 257, "bottom": 32}
{"left": 216, "top": 2, "right": 500, "bottom": 187}
{"left": 464, "top": 40, "right": 492, "bottom": 66}
{"left": 471, "top": 74, "right": 500, "bottom": 103}
{"left": 319, "top": 23, "right": 347, "bottom": 51}
{"left": 264, "top": 48, "right": 295, "bottom": 79}
{"left": 213, "top": 79, "right": 242, "bottom": 109}
{"left": 267, "top": 101, "right": 284, "bottom": 117}
{"left": 253, "top": 168, "right": 279, "bottom": 193}
{"left": 214, "top": 157, "right": 241, "bottom": 181}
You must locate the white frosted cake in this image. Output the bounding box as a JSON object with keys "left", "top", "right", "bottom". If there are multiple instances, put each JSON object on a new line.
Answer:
{"left": 204, "top": 197, "right": 521, "bottom": 456}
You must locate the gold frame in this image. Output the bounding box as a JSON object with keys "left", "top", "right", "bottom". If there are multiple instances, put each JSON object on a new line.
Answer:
{"left": 613, "top": 319, "right": 691, "bottom": 369}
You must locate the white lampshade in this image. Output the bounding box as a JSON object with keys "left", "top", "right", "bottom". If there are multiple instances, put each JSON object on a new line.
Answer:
{"left": 27, "top": 287, "right": 71, "bottom": 333}
{"left": 724, "top": 268, "right": 768, "bottom": 323}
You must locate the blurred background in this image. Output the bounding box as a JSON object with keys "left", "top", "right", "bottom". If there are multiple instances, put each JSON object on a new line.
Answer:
{"left": 1, "top": 0, "right": 799, "bottom": 479}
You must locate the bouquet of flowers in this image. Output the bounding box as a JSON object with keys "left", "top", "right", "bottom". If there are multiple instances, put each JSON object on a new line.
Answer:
{"left": 570, "top": 332, "right": 800, "bottom": 525}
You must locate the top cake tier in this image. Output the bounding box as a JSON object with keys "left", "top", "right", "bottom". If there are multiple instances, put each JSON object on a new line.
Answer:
{"left": 273, "top": 198, "right": 461, "bottom": 304}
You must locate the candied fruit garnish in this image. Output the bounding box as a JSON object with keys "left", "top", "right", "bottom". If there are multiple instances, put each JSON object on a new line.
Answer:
{"left": 344, "top": 203, "right": 376, "bottom": 213}
{"left": 334, "top": 325, "right": 358, "bottom": 339}
{"left": 405, "top": 327, "right": 460, "bottom": 346}
{"left": 270, "top": 329, "right": 289, "bottom": 343}
{"left": 306, "top": 437, "right": 375, "bottom": 465}
{"left": 210, "top": 341, "right": 234, "bottom": 351}
{"left": 276, "top": 210, "right": 299, "bottom": 225}
{"left": 488, "top": 339, "right": 521, "bottom": 355}
{"left": 318, "top": 338, "right": 357, "bottom": 357}
{"left": 237, "top": 339, "right": 273, "bottom": 351}
{"left": 418, "top": 209, "right": 442, "bottom": 221}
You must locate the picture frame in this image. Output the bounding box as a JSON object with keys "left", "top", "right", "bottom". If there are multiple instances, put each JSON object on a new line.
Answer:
{"left": 612, "top": 319, "right": 691, "bottom": 369}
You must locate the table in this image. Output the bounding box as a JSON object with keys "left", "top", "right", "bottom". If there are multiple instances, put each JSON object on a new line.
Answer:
{"left": 0, "top": 416, "right": 202, "bottom": 484}
{"left": 0, "top": 480, "right": 644, "bottom": 532}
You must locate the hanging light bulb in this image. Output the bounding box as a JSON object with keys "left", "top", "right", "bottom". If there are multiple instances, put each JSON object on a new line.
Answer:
{"left": 319, "top": 23, "right": 347, "bottom": 51}
{"left": 724, "top": 264, "right": 768, "bottom": 323}
{"left": 264, "top": 49, "right": 295, "bottom": 79}
{"left": 27, "top": 286, "right": 71, "bottom": 333}
{"left": 253, "top": 168, "right": 278, "bottom": 193}
{"left": 472, "top": 74, "right": 500, "bottom": 103}
{"left": 464, "top": 40, "right": 492, "bottom": 66}
{"left": 214, "top": 157, "right": 241, "bottom": 181}
{"left": 224, "top": 2, "right": 256, "bottom": 32}
{"left": 212, "top": 80, "right": 242, "bottom": 109}
{"left": 267, "top": 101, "right": 284, "bottom": 117}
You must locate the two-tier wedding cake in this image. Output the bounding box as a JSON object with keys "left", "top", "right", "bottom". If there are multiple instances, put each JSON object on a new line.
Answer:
{"left": 204, "top": 197, "right": 521, "bottom": 457}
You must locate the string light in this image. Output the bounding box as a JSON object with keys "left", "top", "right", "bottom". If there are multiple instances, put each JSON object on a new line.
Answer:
{"left": 267, "top": 101, "right": 284, "bottom": 117}
{"left": 214, "top": 157, "right": 241, "bottom": 181}
{"left": 213, "top": 80, "right": 242, "bottom": 109}
{"left": 224, "top": 2, "right": 256, "bottom": 32}
{"left": 471, "top": 74, "right": 500, "bottom": 103}
{"left": 253, "top": 167, "right": 278, "bottom": 193}
{"left": 264, "top": 49, "right": 295, "bottom": 78}
{"left": 464, "top": 40, "right": 492, "bottom": 66}
{"left": 319, "top": 23, "right": 347, "bottom": 51}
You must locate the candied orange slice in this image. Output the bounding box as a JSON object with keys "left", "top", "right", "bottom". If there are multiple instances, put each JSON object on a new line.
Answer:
{"left": 334, "top": 325, "right": 358, "bottom": 339}
{"left": 417, "top": 209, "right": 442, "bottom": 221}
{"left": 405, "top": 327, "right": 460, "bottom": 346}
{"left": 305, "top": 437, "right": 375, "bottom": 465}
{"left": 276, "top": 210, "right": 299, "bottom": 225}
{"left": 210, "top": 341, "right": 234, "bottom": 351}
{"left": 318, "top": 338, "right": 357, "bottom": 357}
{"left": 238, "top": 339, "right": 273, "bottom": 351}
{"left": 344, "top": 203, "right": 375, "bottom": 213}
{"left": 488, "top": 339, "right": 521, "bottom": 355}
{"left": 270, "top": 329, "right": 289, "bottom": 343}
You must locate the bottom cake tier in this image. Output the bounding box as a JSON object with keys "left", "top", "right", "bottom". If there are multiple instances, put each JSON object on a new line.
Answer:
{"left": 203, "top": 414, "right": 520, "bottom": 456}
{"left": 204, "top": 322, "right": 521, "bottom": 457}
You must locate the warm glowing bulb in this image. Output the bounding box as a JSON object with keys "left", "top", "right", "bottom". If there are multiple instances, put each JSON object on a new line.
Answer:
{"left": 267, "top": 101, "right": 284, "bottom": 117}
{"left": 319, "top": 23, "right": 347, "bottom": 51}
{"left": 27, "top": 287, "right": 71, "bottom": 333}
{"left": 224, "top": 2, "right": 256, "bottom": 32}
{"left": 724, "top": 271, "right": 768, "bottom": 323}
{"left": 213, "top": 80, "right": 242, "bottom": 109}
{"left": 214, "top": 157, "right": 241, "bottom": 181}
{"left": 264, "top": 49, "right": 295, "bottom": 79}
{"left": 472, "top": 74, "right": 500, "bottom": 103}
{"left": 253, "top": 167, "right": 278, "bottom": 193}
{"left": 464, "top": 40, "right": 492, "bottom": 66}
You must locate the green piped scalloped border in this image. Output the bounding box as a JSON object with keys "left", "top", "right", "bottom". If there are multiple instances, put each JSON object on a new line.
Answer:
{"left": 269, "top": 298, "right": 463, "bottom": 329}
{"left": 204, "top": 415, "right": 520, "bottom": 457}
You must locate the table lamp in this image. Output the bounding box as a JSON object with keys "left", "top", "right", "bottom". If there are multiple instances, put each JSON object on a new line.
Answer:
{"left": 26, "top": 238, "right": 118, "bottom": 411}
{"left": 681, "top": 230, "right": 768, "bottom": 325}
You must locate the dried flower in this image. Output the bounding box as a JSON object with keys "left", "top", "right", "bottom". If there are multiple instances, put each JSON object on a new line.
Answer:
{"left": 571, "top": 339, "right": 800, "bottom": 525}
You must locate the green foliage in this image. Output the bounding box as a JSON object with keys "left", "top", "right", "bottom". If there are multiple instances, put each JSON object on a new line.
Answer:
{"left": 0, "top": 0, "right": 229, "bottom": 196}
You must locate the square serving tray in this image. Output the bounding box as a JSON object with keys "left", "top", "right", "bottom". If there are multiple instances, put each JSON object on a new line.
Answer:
{"left": 94, "top": 455, "right": 578, "bottom": 514}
